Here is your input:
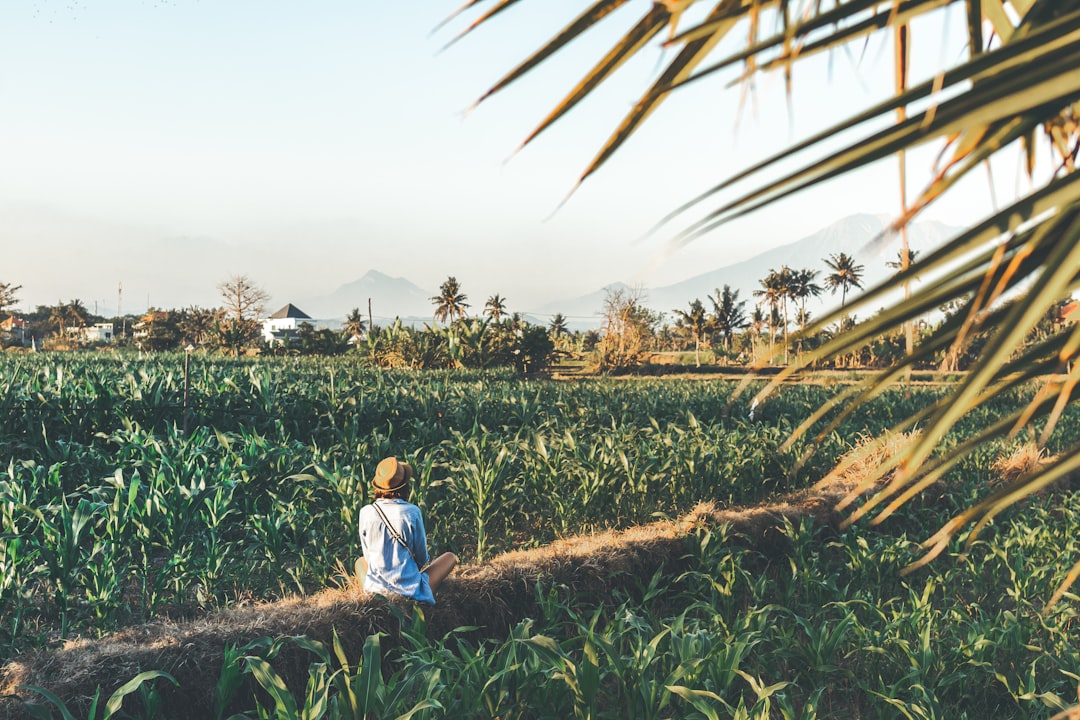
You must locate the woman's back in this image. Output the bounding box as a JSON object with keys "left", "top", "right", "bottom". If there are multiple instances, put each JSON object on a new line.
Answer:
{"left": 358, "top": 498, "right": 434, "bottom": 604}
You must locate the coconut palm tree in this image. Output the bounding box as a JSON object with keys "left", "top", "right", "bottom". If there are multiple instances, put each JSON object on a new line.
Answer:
{"left": 790, "top": 268, "right": 823, "bottom": 340}
{"left": 343, "top": 307, "right": 366, "bottom": 339}
{"left": 709, "top": 285, "right": 747, "bottom": 354}
{"left": 886, "top": 248, "right": 921, "bottom": 271}
{"left": 824, "top": 253, "right": 865, "bottom": 308}
{"left": 48, "top": 302, "right": 68, "bottom": 339}
{"left": 431, "top": 276, "right": 470, "bottom": 324}
{"left": 748, "top": 305, "right": 767, "bottom": 361}
{"left": 754, "top": 269, "right": 788, "bottom": 362}
{"left": 446, "top": 0, "right": 1080, "bottom": 591}
{"left": 886, "top": 248, "right": 922, "bottom": 360}
{"left": 484, "top": 294, "right": 508, "bottom": 322}
{"left": 49, "top": 299, "right": 89, "bottom": 341}
{"left": 177, "top": 306, "right": 220, "bottom": 348}
{"left": 548, "top": 312, "right": 568, "bottom": 337}
{"left": 672, "top": 299, "right": 709, "bottom": 367}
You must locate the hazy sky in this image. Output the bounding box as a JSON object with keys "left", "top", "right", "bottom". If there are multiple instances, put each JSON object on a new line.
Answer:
{"left": 0, "top": 1, "right": 1027, "bottom": 318}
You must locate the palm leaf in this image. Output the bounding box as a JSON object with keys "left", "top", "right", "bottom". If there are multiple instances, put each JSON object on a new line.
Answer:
{"left": 446, "top": 0, "right": 1080, "bottom": 586}
{"left": 668, "top": 0, "right": 954, "bottom": 92}
{"left": 668, "top": 50, "right": 1080, "bottom": 244}
{"left": 513, "top": 3, "right": 671, "bottom": 151}
{"left": 649, "top": 7, "right": 1080, "bottom": 243}
{"left": 465, "top": 0, "right": 632, "bottom": 110}
{"left": 440, "top": 0, "right": 530, "bottom": 49}
{"left": 576, "top": 0, "right": 764, "bottom": 185}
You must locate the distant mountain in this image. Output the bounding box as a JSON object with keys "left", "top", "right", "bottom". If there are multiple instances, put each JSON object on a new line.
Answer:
{"left": 648, "top": 213, "right": 959, "bottom": 316}
{"left": 299, "top": 270, "right": 435, "bottom": 322}
{"left": 302, "top": 214, "right": 961, "bottom": 333}
{"left": 538, "top": 213, "right": 960, "bottom": 328}
{"left": 532, "top": 282, "right": 631, "bottom": 332}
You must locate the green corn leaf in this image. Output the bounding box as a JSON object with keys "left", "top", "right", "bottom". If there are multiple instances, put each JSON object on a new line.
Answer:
{"left": 243, "top": 657, "right": 298, "bottom": 719}
{"left": 104, "top": 671, "right": 178, "bottom": 719}
{"left": 17, "top": 686, "right": 79, "bottom": 720}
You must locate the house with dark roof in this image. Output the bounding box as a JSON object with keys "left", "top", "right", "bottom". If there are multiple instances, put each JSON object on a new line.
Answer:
{"left": 262, "top": 303, "right": 312, "bottom": 344}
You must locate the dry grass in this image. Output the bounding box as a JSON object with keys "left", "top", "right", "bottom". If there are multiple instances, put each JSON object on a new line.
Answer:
{"left": 0, "top": 441, "right": 910, "bottom": 719}
{"left": 991, "top": 440, "right": 1047, "bottom": 487}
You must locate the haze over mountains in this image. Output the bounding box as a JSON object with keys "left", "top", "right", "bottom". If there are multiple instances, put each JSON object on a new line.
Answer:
{"left": 300, "top": 213, "right": 960, "bottom": 331}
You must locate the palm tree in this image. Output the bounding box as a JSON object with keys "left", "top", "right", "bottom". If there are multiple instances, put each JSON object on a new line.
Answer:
{"left": 886, "top": 249, "right": 921, "bottom": 272}
{"left": 709, "top": 285, "right": 747, "bottom": 354}
{"left": 824, "top": 253, "right": 865, "bottom": 308}
{"left": 50, "top": 299, "right": 89, "bottom": 341}
{"left": 431, "top": 276, "right": 470, "bottom": 324}
{"left": 48, "top": 302, "right": 68, "bottom": 339}
{"left": 177, "top": 306, "right": 219, "bottom": 347}
{"left": 748, "top": 305, "right": 767, "bottom": 361}
{"left": 343, "top": 307, "right": 366, "bottom": 339}
{"left": 447, "top": 0, "right": 1080, "bottom": 589}
{"left": 886, "top": 248, "right": 921, "bottom": 361}
{"left": 671, "top": 299, "right": 709, "bottom": 367}
{"left": 548, "top": 313, "right": 568, "bottom": 337}
{"left": 790, "top": 268, "right": 823, "bottom": 340}
{"left": 484, "top": 294, "right": 508, "bottom": 322}
{"left": 754, "top": 270, "right": 787, "bottom": 362}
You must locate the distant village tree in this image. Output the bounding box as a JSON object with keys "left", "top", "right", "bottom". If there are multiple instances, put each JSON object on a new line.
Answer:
{"left": 177, "top": 306, "right": 221, "bottom": 348}
{"left": 548, "top": 313, "right": 568, "bottom": 337}
{"left": 823, "top": 252, "right": 865, "bottom": 308}
{"left": 671, "top": 299, "right": 709, "bottom": 367}
{"left": 431, "top": 276, "right": 469, "bottom": 324}
{"left": 216, "top": 275, "right": 270, "bottom": 355}
{"left": 343, "top": 308, "right": 366, "bottom": 339}
{"left": 140, "top": 309, "right": 183, "bottom": 351}
{"left": 0, "top": 282, "right": 22, "bottom": 316}
{"left": 597, "top": 287, "right": 659, "bottom": 373}
{"left": 484, "top": 294, "right": 508, "bottom": 322}
{"left": 48, "top": 299, "right": 90, "bottom": 341}
{"left": 709, "top": 285, "right": 747, "bottom": 355}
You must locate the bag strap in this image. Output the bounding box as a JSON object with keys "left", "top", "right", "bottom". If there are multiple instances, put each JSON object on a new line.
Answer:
{"left": 372, "top": 501, "right": 419, "bottom": 565}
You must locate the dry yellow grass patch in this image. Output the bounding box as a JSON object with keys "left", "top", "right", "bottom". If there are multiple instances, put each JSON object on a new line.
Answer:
{"left": 991, "top": 440, "right": 1047, "bottom": 487}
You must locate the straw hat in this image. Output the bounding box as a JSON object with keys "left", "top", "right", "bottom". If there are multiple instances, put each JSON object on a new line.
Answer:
{"left": 372, "top": 456, "right": 412, "bottom": 491}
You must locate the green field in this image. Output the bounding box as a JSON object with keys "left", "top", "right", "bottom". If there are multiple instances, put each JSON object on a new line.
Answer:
{"left": 0, "top": 353, "right": 1078, "bottom": 718}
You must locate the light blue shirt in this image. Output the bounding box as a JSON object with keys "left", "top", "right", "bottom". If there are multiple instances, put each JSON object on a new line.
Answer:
{"left": 358, "top": 499, "right": 435, "bottom": 605}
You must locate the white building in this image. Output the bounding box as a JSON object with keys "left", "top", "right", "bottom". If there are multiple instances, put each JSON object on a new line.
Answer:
{"left": 66, "top": 322, "right": 115, "bottom": 344}
{"left": 262, "top": 304, "right": 312, "bottom": 344}
{"left": 84, "top": 322, "right": 115, "bottom": 343}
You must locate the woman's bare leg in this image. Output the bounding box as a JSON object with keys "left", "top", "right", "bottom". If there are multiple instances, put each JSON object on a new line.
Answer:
{"left": 425, "top": 552, "right": 458, "bottom": 593}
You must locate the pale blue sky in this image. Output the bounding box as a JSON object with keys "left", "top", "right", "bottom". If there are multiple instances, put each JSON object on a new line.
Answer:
{"left": 0, "top": 1, "right": 1023, "bottom": 317}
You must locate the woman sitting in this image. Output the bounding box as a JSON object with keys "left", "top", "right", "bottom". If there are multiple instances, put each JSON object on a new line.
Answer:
{"left": 355, "top": 457, "right": 457, "bottom": 604}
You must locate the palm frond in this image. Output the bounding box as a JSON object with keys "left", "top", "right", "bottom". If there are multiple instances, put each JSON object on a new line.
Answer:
{"left": 445, "top": 0, "right": 1080, "bottom": 591}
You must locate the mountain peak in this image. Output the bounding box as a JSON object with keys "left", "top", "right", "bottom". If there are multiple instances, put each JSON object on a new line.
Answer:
{"left": 298, "top": 270, "right": 434, "bottom": 320}
{"left": 645, "top": 212, "right": 960, "bottom": 317}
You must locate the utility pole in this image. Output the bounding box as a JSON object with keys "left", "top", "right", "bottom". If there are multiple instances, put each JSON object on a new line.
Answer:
{"left": 118, "top": 282, "right": 125, "bottom": 338}
{"left": 368, "top": 298, "right": 373, "bottom": 335}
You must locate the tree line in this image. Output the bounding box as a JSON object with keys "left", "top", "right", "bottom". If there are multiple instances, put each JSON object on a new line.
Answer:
{"left": 2, "top": 254, "right": 1074, "bottom": 376}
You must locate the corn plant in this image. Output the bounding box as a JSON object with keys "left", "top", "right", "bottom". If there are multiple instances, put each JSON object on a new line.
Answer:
{"left": 19, "top": 670, "right": 177, "bottom": 720}
{"left": 441, "top": 428, "right": 520, "bottom": 561}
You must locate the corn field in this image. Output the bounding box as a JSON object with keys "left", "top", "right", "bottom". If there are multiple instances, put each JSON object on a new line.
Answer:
{"left": 2, "top": 353, "right": 1080, "bottom": 717}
